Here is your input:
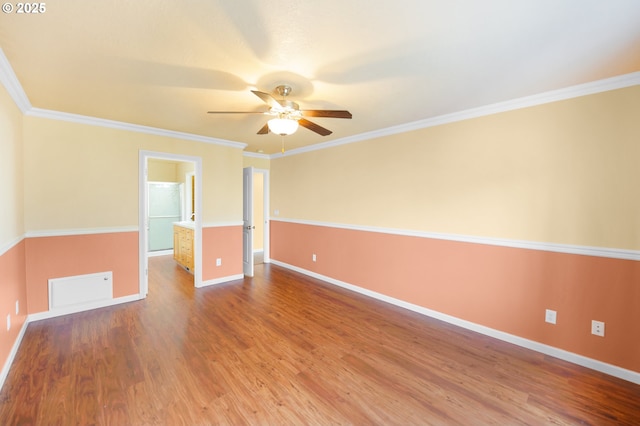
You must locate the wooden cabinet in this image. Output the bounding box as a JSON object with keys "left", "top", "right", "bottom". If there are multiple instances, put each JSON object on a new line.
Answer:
{"left": 173, "top": 224, "right": 194, "bottom": 272}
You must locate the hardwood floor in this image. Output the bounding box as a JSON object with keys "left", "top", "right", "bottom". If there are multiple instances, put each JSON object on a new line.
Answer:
{"left": 1, "top": 256, "right": 639, "bottom": 425}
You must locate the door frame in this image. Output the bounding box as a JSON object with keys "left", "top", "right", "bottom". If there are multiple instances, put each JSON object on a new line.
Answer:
{"left": 255, "top": 168, "right": 270, "bottom": 263}
{"left": 139, "top": 150, "right": 203, "bottom": 295}
{"left": 184, "top": 171, "right": 195, "bottom": 222}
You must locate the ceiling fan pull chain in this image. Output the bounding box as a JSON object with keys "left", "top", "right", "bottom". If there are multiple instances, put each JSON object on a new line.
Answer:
{"left": 281, "top": 135, "right": 285, "bottom": 154}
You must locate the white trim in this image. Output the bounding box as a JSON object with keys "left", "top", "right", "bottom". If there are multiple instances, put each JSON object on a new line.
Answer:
{"left": 0, "top": 48, "right": 31, "bottom": 113}
{"left": 197, "top": 273, "right": 244, "bottom": 288}
{"left": 0, "top": 235, "right": 24, "bottom": 257}
{"left": 148, "top": 249, "right": 173, "bottom": 257}
{"left": 0, "top": 318, "right": 29, "bottom": 392}
{"left": 25, "top": 226, "right": 138, "bottom": 239}
{"left": 26, "top": 107, "right": 247, "bottom": 150}
{"left": 140, "top": 150, "right": 203, "bottom": 293}
{"left": 255, "top": 168, "right": 271, "bottom": 263}
{"left": 271, "top": 259, "right": 640, "bottom": 385}
{"left": 270, "top": 72, "right": 640, "bottom": 158}
{"left": 271, "top": 218, "right": 640, "bottom": 261}
{"left": 3, "top": 43, "right": 637, "bottom": 161}
{"left": 202, "top": 221, "right": 244, "bottom": 228}
{"left": 1, "top": 47, "right": 246, "bottom": 150}
{"left": 243, "top": 151, "right": 270, "bottom": 159}
{"left": 27, "top": 294, "right": 141, "bottom": 323}
{"left": 184, "top": 171, "right": 195, "bottom": 222}
{"left": 24, "top": 220, "right": 633, "bottom": 263}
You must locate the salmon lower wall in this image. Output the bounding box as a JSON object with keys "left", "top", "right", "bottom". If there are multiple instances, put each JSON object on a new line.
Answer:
{"left": 0, "top": 240, "right": 27, "bottom": 380}
{"left": 202, "top": 225, "right": 243, "bottom": 282}
{"left": 270, "top": 220, "right": 640, "bottom": 374}
{"left": 25, "top": 232, "right": 139, "bottom": 314}
{"left": 23, "top": 226, "right": 243, "bottom": 315}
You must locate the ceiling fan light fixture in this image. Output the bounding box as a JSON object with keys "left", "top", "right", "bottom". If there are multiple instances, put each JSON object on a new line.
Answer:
{"left": 268, "top": 118, "right": 298, "bottom": 136}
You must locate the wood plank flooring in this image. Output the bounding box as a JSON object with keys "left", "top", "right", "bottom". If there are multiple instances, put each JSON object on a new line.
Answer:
{"left": 1, "top": 256, "right": 639, "bottom": 425}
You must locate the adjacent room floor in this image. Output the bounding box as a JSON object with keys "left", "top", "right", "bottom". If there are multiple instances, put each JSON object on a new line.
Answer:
{"left": 1, "top": 256, "right": 639, "bottom": 424}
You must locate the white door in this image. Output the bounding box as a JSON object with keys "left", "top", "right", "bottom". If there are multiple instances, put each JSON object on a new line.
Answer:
{"left": 243, "top": 167, "right": 254, "bottom": 277}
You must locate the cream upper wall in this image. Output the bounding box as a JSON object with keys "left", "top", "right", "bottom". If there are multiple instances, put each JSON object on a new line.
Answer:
{"left": 243, "top": 155, "right": 270, "bottom": 170}
{"left": 23, "top": 116, "right": 243, "bottom": 232}
{"left": 148, "top": 158, "right": 179, "bottom": 182}
{"left": 271, "top": 86, "right": 640, "bottom": 250}
{"left": 176, "top": 161, "right": 195, "bottom": 181}
{"left": 148, "top": 159, "right": 196, "bottom": 183}
{"left": 0, "top": 82, "right": 24, "bottom": 246}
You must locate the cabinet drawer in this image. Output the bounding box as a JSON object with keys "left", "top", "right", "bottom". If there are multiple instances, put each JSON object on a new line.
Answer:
{"left": 173, "top": 224, "right": 194, "bottom": 271}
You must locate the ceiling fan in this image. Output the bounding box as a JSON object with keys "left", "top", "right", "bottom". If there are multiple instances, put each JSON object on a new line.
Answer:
{"left": 207, "top": 85, "right": 352, "bottom": 136}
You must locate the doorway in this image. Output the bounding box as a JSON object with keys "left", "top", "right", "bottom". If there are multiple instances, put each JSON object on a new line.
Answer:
{"left": 139, "top": 151, "right": 203, "bottom": 296}
{"left": 242, "top": 167, "right": 270, "bottom": 277}
{"left": 148, "top": 181, "right": 182, "bottom": 254}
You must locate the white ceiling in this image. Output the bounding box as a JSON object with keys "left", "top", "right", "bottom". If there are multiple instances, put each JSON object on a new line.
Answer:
{"left": 1, "top": 0, "right": 639, "bottom": 154}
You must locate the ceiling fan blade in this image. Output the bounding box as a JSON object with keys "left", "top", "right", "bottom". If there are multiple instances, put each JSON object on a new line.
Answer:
{"left": 301, "top": 110, "right": 352, "bottom": 119}
{"left": 207, "top": 111, "right": 265, "bottom": 114}
{"left": 251, "top": 90, "right": 283, "bottom": 109}
{"left": 257, "top": 123, "right": 270, "bottom": 135}
{"left": 299, "top": 118, "right": 332, "bottom": 136}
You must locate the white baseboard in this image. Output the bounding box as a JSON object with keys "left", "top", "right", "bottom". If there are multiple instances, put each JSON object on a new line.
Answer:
{"left": 198, "top": 273, "right": 244, "bottom": 288}
{"left": 1, "top": 292, "right": 143, "bottom": 392}
{"left": 148, "top": 249, "right": 173, "bottom": 257}
{"left": 270, "top": 260, "right": 640, "bottom": 385}
{"left": 1, "top": 272, "right": 248, "bottom": 392}
{"left": 0, "top": 318, "right": 29, "bottom": 392}
{"left": 28, "top": 294, "right": 142, "bottom": 323}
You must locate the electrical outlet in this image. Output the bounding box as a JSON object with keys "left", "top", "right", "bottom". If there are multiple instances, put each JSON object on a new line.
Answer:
{"left": 216, "top": 258, "right": 222, "bottom": 266}
{"left": 591, "top": 320, "right": 605, "bottom": 337}
{"left": 6, "top": 314, "right": 10, "bottom": 331}
{"left": 545, "top": 309, "right": 557, "bottom": 324}
{"left": 312, "top": 253, "right": 316, "bottom": 262}
{"left": 16, "top": 300, "right": 19, "bottom": 315}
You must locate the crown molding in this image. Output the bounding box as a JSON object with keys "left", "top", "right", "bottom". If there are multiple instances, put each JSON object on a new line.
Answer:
{"left": 26, "top": 108, "right": 247, "bottom": 149}
{"left": 242, "top": 151, "right": 271, "bottom": 159}
{"left": 271, "top": 71, "right": 640, "bottom": 159}
{"left": 0, "top": 48, "right": 246, "bottom": 150}
{"left": 2, "top": 45, "right": 637, "bottom": 157}
{"left": 0, "top": 48, "right": 32, "bottom": 113}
